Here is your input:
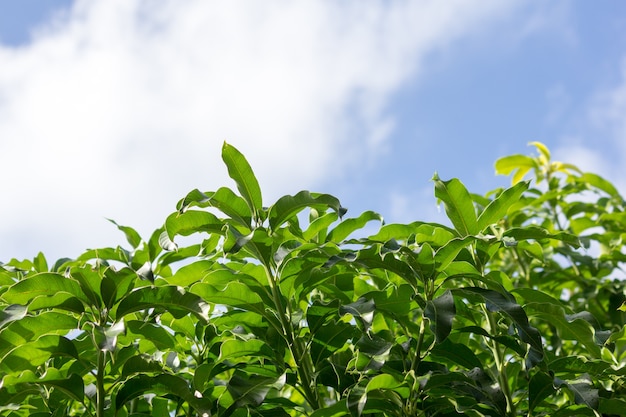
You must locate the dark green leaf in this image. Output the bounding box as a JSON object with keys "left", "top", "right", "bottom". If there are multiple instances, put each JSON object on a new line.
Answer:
{"left": 339, "top": 297, "right": 376, "bottom": 330}
{"left": 555, "top": 375, "right": 599, "bottom": 409}
{"left": 424, "top": 290, "right": 455, "bottom": 343}
{"left": 529, "top": 371, "right": 555, "bottom": 412}
{"left": 115, "top": 374, "right": 211, "bottom": 412}
{"left": 430, "top": 338, "right": 482, "bottom": 369}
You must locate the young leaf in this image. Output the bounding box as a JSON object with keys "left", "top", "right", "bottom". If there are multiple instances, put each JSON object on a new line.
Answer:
{"left": 432, "top": 174, "right": 478, "bottom": 236}
{"left": 222, "top": 142, "right": 263, "bottom": 223}
{"left": 494, "top": 154, "right": 537, "bottom": 184}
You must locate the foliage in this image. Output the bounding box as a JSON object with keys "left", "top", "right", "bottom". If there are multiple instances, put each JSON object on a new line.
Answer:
{"left": 1, "top": 141, "right": 626, "bottom": 416}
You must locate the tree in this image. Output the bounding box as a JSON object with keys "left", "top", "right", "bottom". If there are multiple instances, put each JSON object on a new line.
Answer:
{"left": 0, "top": 141, "right": 625, "bottom": 416}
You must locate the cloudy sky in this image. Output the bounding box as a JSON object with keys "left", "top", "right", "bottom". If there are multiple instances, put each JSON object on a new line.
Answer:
{"left": 1, "top": 1, "right": 625, "bottom": 262}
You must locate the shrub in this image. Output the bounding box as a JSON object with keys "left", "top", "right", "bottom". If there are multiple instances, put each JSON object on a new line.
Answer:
{"left": 1, "top": 142, "right": 625, "bottom": 416}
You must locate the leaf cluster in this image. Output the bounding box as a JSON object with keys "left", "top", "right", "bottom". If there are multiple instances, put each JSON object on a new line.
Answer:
{"left": 1, "top": 142, "right": 626, "bottom": 416}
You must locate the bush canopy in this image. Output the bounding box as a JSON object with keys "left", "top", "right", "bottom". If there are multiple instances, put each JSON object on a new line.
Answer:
{"left": 1, "top": 142, "right": 626, "bottom": 416}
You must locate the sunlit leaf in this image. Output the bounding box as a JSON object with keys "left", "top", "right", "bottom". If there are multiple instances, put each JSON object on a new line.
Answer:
{"left": 107, "top": 218, "right": 142, "bottom": 248}
{"left": 327, "top": 211, "right": 383, "bottom": 243}
{"left": 116, "top": 285, "right": 210, "bottom": 322}
{"left": 476, "top": 180, "right": 529, "bottom": 231}
{"left": 432, "top": 174, "right": 478, "bottom": 236}
{"left": 222, "top": 142, "right": 263, "bottom": 223}
{"left": 268, "top": 190, "right": 345, "bottom": 231}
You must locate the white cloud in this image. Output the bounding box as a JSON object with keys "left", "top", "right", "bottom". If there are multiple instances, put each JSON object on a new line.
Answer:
{"left": 555, "top": 58, "right": 626, "bottom": 194}
{"left": 0, "top": 0, "right": 525, "bottom": 260}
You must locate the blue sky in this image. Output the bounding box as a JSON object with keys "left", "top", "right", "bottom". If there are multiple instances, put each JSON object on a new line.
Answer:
{"left": 1, "top": 1, "right": 625, "bottom": 261}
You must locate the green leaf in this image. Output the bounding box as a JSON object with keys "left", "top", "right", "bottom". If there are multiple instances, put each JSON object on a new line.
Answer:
{"left": 1, "top": 335, "right": 78, "bottom": 372}
{"left": 555, "top": 375, "right": 599, "bottom": 409}
{"left": 494, "top": 154, "right": 537, "bottom": 184}
{"left": 327, "top": 211, "right": 383, "bottom": 243}
{"left": 529, "top": 371, "right": 555, "bottom": 412}
{"left": 577, "top": 172, "right": 621, "bottom": 198}
{"left": 0, "top": 305, "right": 27, "bottom": 329}
{"left": 310, "top": 400, "right": 349, "bottom": 417}
{"left": 476, "top": 181, "right": 529, "bottom": 231}
{"left": 529, "top": 141, "right": 551, "bottom": 161}
{"left": 225, "top": 370, "right": 284, "bottom": 409}
{"left": 599, "top": 398, "right": 626, "bottom": 415}
{"left": 116, "top": 286, "right": 210, "bottom": 322}
{"left": 190, "top": 281, "right": 267, "bottom": 318}
{"left": 430, "top": 338, "right": 482, "bottom": 369}
{"left": 218, "top": 339, "right": 274, "bottom": 362}
{"left": 454, "top": 287, "right": 543, "bottom": 368}
{"left": 158, "top": 230, "right": 178, "bottom": 251}
{"left": 525, "top": 303, "right": 601, "bottom": 358}
{"left": 208, "top": 187, "right": 253, "bottom": 226}
{"left": 268, "top": 190, "right": 345, "bottom": 231}
{"left": 115, "top": 374, "right": 211, "bottom": 412}
{"left": 165, "top": 210, "right": 224, "bottom": 240}
{"left": 27, "top": 293, "right": 85, "bottom": 314}
{"left": 125, "top": 320, "right": 176, "bottom": 350}
{"left": 222, "top": 142, "right": 263, "bottom": 223}
{"left": 2, "top": 272, "right": 89, "bottom": 306}
{"left": 503, "top": 226, "right": 580, "bottom": 248}
{"left": 2, "top": 369, "right": 84, "bottom": 403}
{"left": 339, "top": 297, "right": 376, "bottom": 330}
{"left": 424, "top": 290, "right": 455, "bottom": 343}
{"left": 121, "top": 355, "right": 164, "bottom": 379}
{"left": 93, "top": 320, "right": 125, "bottom": 352}
{"left": 107, "top": 218, "right": 142, "bottom": 248}
{"left": 432, "top": 174, "right": 478, "bottom": 236}
{"left": 0, "top": 311, "right": 78, "bottom": 352}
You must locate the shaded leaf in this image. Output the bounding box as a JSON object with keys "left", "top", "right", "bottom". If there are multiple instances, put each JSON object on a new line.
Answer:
{"left": 424, "top": 290, "right": 455, "bottom": 343}
{"left": 529, "top": 371, "right": 555, "bottom": 412}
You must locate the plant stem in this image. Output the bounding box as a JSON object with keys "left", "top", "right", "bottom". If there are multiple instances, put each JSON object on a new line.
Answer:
{"left": 483, "top": 305, "right": 516, "bottom": 416}
{"left": 265, "top": 265, "right": 320, "bottom": 409}
{"left": 96, "top": 350, "right": 106, "bottom": 417}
